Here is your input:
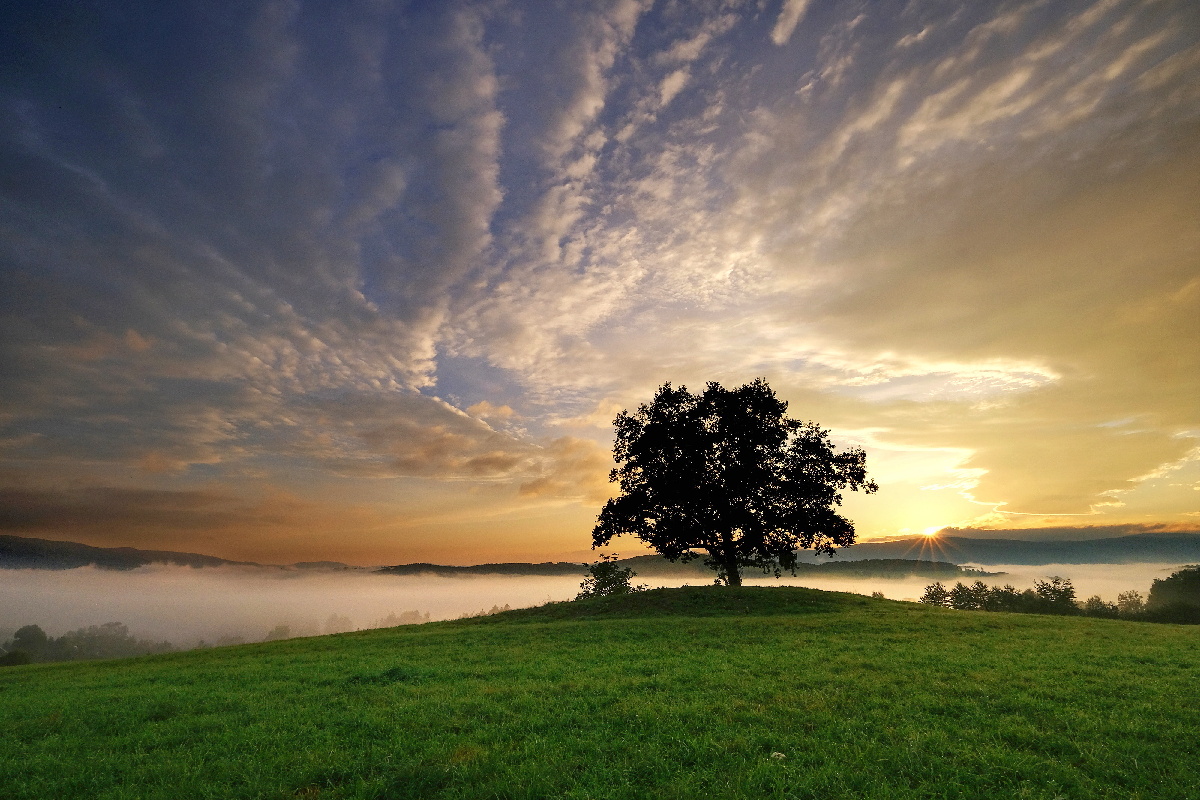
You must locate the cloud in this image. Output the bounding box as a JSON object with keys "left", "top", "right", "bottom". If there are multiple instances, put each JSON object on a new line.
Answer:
{"left": 771, "top": 0, "right": 813, "bottom": 46}
{"left": 518, "top": 436, "right": 613, "bottom": 503}
{"left": 467, "top": 401, "right": 516, "bottom": 421}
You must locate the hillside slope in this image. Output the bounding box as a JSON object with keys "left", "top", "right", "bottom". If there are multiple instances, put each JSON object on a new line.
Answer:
{"left": 2, "top": 586, "right": 1198, "bottom": 799}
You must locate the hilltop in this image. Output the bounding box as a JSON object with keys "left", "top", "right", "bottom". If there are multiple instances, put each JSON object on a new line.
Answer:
{"left": 2, "top": 586, "right": 1197, "bottom": 799}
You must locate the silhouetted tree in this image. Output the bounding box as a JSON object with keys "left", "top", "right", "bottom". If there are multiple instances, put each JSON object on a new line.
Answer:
{"left": 919, "top": 581, "right": 951, "bottom": 606}
{"left": 576, "top": 554, "right": 647, "bottom": 599}
{"left": 593, "top": 379, "right": 877, "bottom": 586}
{"left": 983, "top": 584, "right": 1025, "bottom": 613}
{"left": 949, "top": 580, "right": 990, "bottom": 610}
{"left": 1081, "top": 595, "right": 1119, "bottom": 618}
{"left": 1145, "top": 566, "right": 1200, "bottom": 623}
{"left": 1147, "top": 566, "right": 1200, "bottom": 609}
{"left": 50, "top": 622, "right": 174, "bottom": 661}
{"left": 2, "top": 622, "right": 174, "bottom": 662}
{"left": 1117, "top": 590, "right": 1145, "bottom": 617}
{"left": 1032, "top": 577, "right": 1078, "bottom": 614}
{"left": 9, "top": 624, "right": 49, "bottom": 660}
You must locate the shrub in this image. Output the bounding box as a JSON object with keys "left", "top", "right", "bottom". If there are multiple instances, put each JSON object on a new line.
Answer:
{"left": 0, "top": 650, "right": 32, "bottom": 667}
{"left": 577, "top": 554, "right": 647, "bottom": 599}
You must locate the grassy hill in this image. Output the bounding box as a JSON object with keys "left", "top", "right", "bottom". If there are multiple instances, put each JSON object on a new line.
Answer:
{"left": 2, "top": 587, "right": 1198, "bottom": 799}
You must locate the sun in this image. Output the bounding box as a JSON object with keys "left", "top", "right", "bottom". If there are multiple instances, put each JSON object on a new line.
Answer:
{"left": 923, "top": 526, "right": 941, "bottom": 537}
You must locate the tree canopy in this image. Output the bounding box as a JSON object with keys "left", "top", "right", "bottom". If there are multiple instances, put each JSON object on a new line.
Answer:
{"left": 592, "top": 379, "right": 877, "bottom": 586}
{"left": 1148, "top": 565, "right": 1200, "bottom": 610}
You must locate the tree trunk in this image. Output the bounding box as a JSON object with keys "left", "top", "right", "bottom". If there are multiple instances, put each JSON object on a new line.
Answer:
{"left": 719, "top": 532, "right": 742, "bottom": 586}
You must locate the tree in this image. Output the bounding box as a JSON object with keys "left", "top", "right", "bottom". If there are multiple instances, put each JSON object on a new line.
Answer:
{"left": 1145, "top": 566, "right": 1200, "bottom": 623}
{"left": 592, "top": 379, "right": 877, "bottom": 586}
{"left": 1147, "top": 566, "right": 1200, "bottom": 609}
{"left": 9, "top": 624, "right": 48, "bottom": 660}
{"left": 948, "top": 580, "right": 996, "bottom": 610}
{"left": 983, "top": 584, "right": 1025, "bottom": 613}
{"left": 919, "top": 581, "right": 951, "bottom": 606}
{"left": 576, "top": 554, "right": 647, "bottom": 599}
{"left": 1116, "top": 589, "right": 1145, "bottom": 616}
{"left": 1081, "top": 595, "right": 1119, "bottom": 618}
{"left": 1033, "top": 577, "right": 1078, "bottom": 615}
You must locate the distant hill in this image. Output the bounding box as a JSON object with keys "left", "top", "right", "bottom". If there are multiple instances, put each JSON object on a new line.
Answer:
{"left": 616, "top": 554, "right": 997, "bottom": 578}
{"left": 0, "top": 534, "right": 263, "bottom": 571}
{"left": 9, "top": 530, "right": 1197, "bottom": 573}
{"left": 375, "top": 555, "right": 997, "bottom": 579}
{"left": 811, "top": 532, "right": 1200, "bottom": 565}
{"left": 376, "top": 561, "right": 589, "bottom": 577}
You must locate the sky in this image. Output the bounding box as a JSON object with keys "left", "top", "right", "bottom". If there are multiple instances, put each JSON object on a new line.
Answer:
{"left": 1, "top": 0, "right": 1198, "bottom": 566}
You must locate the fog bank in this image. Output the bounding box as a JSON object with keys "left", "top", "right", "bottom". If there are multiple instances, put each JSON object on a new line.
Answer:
{"left": 1, "top": 562, "right": 1185, "bottom": 647}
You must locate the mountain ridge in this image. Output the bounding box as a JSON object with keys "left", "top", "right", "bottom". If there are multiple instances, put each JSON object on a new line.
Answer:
{"left": 808, "top": 532, "right": 1200, "bottom": 565}
{"left": 4, "top": 530, "right": 1199, "bottom": 572}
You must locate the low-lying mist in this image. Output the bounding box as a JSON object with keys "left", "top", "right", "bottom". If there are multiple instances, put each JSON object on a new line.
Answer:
{"left": 1, "top": 561, "right": 1184, "bottom": 649}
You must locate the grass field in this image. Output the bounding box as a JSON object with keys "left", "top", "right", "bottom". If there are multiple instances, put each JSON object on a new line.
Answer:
{"left": 2, "top": 586, "right": 1198, "bottom": 799}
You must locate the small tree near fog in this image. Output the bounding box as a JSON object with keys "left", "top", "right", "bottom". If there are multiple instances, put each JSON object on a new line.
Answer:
{"left": 1147, "top": 566, "right": 1200, "bottom": 610}
{"left": 919, "top": 582, "right": 951, "bottom": 606}
{"left": 1117, "top": 590, "right": 1145, "bottom": 616}
{"left": 949, "top": 580, "right": 991, "bottom": 610}
{"left": 1082, "top": 595, "right": 1119, "bottom": 618}
{"left": 1033, "top": 577, "right": 1078, "bottom": 614}
{"left": 576, "top": 554, "right": 647, "bottom": 599}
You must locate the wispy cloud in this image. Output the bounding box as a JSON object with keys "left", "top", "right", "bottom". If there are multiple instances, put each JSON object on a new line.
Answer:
{"left": 771, "top": 0, "right": 814, "bottom": 46}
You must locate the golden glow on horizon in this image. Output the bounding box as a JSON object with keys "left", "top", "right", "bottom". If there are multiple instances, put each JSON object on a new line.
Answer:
{"left": 923, "top": 527, "right": 941, "bottom": 537}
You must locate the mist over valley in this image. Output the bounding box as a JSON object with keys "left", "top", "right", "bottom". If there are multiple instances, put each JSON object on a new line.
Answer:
{"left": 2, "top": 555, "right": 1185, "bottom": 651}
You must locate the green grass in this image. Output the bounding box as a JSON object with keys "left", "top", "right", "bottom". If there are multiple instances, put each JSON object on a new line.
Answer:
{"left": 2, "top": 586, "right": 1198, "bottom": 799}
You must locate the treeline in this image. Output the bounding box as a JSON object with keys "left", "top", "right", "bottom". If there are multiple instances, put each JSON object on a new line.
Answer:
{"left": 1, "top": 609, "right": 435, "bottom": 665}
{"left": 456, "top": 604, "right": 512, "bottom": 620}
{"left": 260, "top": 610, "right": 432, "bottom": 642}
{"left": 0, "top": 623, "right": 175, "bottom": 666}
{"left": 919, "top": 565, "right": 1200, "bottom": 623}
